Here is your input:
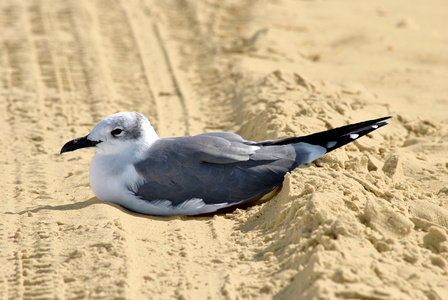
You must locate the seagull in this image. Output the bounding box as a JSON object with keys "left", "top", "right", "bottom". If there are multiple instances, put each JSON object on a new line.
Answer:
{"left": 60, "top": 112, "right": 391, "bottom": 216}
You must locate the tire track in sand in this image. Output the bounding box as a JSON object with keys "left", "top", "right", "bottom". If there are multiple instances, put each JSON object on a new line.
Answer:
{"left": 0, "top": 1, "right": 67, "bottom": 298}
{"left": 87, "top": 0, "right": 191, "bottom": 137}
{"left": 111, "top": 1, "right": 273, "bottom": 299}
{"left": 1, "top": 0, "right": 266, "bottom": 298}
{"left": 1, "top": 0, "right": 146, "bottom": 298}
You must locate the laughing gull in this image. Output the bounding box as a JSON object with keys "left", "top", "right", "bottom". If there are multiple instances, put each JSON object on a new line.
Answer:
{"left": 60, "top": 112, "right": 391, "bottom": 215}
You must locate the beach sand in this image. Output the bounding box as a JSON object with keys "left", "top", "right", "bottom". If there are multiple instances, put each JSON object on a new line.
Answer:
{"left": 1, "top": 0, "right": 447, "bottom": 299}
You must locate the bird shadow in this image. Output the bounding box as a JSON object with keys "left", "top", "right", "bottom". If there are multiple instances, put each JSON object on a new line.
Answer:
{"left": 10, "top": 197, "right": 103, "bottom": 216}
{"left": 7, "top": 197, "right": 200, "bottom": 221}
{"left": 7, "top": 186, "right": 281, "bottom": 221}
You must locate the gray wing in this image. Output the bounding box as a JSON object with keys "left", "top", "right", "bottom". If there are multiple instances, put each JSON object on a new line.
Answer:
{"left": 132, "top": 132, "right": 307, "bottom": 206}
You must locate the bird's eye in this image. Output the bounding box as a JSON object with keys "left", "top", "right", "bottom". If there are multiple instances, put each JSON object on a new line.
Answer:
{"left": 111, "top": 128, "right": 123, "bottom": 137}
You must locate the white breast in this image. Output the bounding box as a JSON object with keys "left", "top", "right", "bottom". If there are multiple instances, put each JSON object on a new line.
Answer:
{"left": 89, "top": 153, "right": 145, "bottom": 204}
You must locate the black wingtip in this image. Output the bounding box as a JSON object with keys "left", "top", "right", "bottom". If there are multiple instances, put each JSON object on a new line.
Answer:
{"left": 373, "top": 116, "right": 392, "bottom": 122}
{"left": 257, "top": 116, "right": 392, "bottom": 147}
{"left": 320, "top": 116, "right": 392, "bottom": 152}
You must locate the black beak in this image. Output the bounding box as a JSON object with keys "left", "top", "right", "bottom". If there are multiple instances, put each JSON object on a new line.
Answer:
{"left": 60, "top": 135, "right": 101, "bottom": 154}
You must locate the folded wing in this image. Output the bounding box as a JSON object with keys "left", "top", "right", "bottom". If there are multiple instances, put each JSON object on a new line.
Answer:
{"left": 133, "top": 117, "right": 391, "bottom": 206}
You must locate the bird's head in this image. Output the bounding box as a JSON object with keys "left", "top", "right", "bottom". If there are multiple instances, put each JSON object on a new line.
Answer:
{"left": 60, "top": 112, "right": 159, "bottom": 156}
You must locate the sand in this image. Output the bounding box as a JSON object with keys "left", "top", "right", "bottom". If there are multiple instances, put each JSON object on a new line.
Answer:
{"left": 1, "top": 0, "right": 448, "bottom": 299}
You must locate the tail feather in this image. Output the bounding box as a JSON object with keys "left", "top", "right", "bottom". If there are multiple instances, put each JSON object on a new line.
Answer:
{"left": 258, "top": 116, "right": 391, "bottom": 153}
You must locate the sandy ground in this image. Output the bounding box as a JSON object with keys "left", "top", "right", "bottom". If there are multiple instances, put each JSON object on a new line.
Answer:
{"left": 1, "top": 0, "right": 448, "bottom": 299}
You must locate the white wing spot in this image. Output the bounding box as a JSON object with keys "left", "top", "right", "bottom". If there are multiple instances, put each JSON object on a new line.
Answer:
{"left": 350, "top": 133, "right": 359, "bottom": 139}
{"left": 372, "top": 125, "right": 378, "bottom": 129}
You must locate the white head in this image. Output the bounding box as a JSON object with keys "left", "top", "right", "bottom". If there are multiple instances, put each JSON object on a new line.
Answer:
{"left": 60, "top": 112, "right": 159, "bottom": 156}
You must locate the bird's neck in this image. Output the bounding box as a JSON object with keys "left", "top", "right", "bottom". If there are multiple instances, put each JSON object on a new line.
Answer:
{"left": 142, "top": 123, "right": 160, "bottom": 145}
